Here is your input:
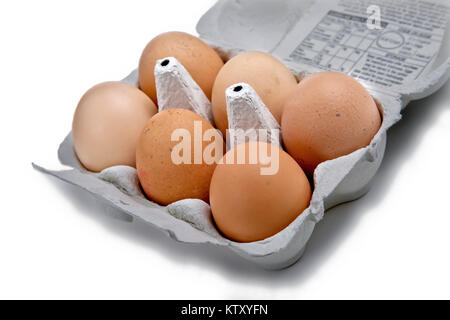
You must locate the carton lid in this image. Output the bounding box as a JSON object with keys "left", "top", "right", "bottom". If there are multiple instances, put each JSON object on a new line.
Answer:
{"left": 197, "top": 0, "right": 450, "bottom": 98}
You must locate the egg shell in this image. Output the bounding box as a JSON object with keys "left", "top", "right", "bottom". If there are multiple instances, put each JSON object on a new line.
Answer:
{"left": 212, "top": 51, "right": 298, "bottom": 136}
{"left": 138, "top": 31, "right": 224, "bottom": 104}
{"left": 136, "top": 108, "right": 224, "bottom": 206}
{"left": 72, "top": 82, "right": 157, "bottom": 172}
{"left": 282, "top": 71, "right": 382, "bottom": 175}
{"left": 210, "top": 141, "right": 312, "bottom": 243}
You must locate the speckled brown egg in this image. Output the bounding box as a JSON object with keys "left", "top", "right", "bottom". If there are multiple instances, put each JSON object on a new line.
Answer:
{"left": 212, "top": 51, "right": 298, "bottom": 136}
{"left": 138, "top": 31, "right": 224, "bottom": 104}
{"left": 210, "top": 141, "right": 312, "bottom": 243}
{"left": 72, "top": 82, "right": 157, "bottom": 172}
{"left": 136, "top": 108, "right": 224, "bottom": 206}
{"left": 282, "top": 71, "right": 382, "bottom": 175}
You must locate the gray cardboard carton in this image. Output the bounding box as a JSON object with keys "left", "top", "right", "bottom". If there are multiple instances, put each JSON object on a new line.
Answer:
{"left": 34, "top": 0, "right": 450, "bottom": 269}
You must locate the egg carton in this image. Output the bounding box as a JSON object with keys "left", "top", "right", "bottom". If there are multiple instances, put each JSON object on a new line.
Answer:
{"left": 34, "top": 0, "right": 450, "bottom": 269}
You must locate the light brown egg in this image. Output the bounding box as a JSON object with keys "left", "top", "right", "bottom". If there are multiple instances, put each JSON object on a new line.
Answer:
{"left": 72, "top": 82, "right": 157, "bottom": 172}
{"left": 138, "top": 31, "right": 224, "bottom": 104}
{"left": 212, "top": 51, "right": 298, "bottom": 136}
{"left": 136, "top": 108, "right": 224, "bottom": 206}
{"left": 282, "top": 71, "right": 382, "bottom": 175}
{"left": 210, "top": 141, "right": 312, "bottom": 243}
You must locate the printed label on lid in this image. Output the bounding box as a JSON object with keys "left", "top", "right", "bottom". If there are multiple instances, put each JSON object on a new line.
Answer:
{"left": 277, "top": 0, "right": 449, "bottom": 88}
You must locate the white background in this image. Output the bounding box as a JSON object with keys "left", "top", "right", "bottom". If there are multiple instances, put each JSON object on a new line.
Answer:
{"left": 1, "top": 0, "right": 449, "bottom": 300}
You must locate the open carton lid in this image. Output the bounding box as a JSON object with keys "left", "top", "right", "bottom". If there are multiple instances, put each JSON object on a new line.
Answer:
{"left": 197, "top": 0, "right": 450, "bottom": 101}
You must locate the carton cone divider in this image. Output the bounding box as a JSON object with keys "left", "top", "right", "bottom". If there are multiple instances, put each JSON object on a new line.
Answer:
{"left": 225, "top": 83, "right": 282, "bottom": 150}
{"left": 154, "top": 57, "right": 215, "bottom": 125}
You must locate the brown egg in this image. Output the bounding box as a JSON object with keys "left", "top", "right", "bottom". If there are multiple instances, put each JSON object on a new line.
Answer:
{"left": 210, "top": 141, "right": 312, "bottom": 243}
{"left": 282, "top": 72, "right": 382, "bottom": 175}
{"left": 136, "top": 109, "right": 224, "bottom": 206}
{"left": 212, "top": 51, "right": 298, "bottom": 136}
{"left": 72, "top": 82, "right": 157, "bottom": 172}
{"left": 139, "top": 31, "right": 224, "bottom": 104}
